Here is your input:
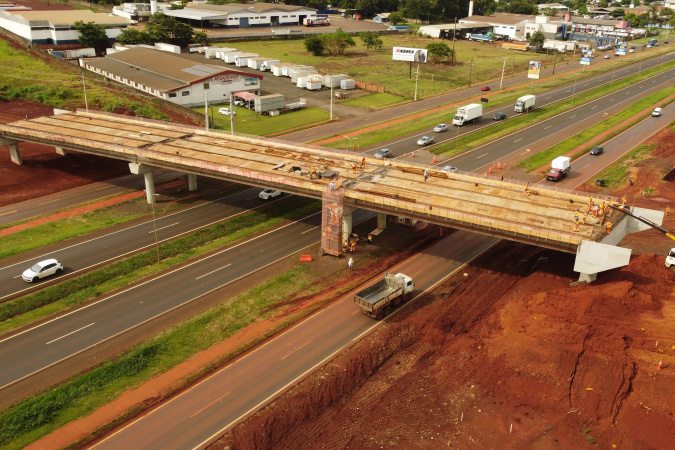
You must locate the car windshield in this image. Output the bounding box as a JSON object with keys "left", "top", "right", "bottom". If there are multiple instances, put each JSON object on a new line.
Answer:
{"left": 453, "top": 115, "right": 461, "bottom": 121}
{"left": 30, "top": 263, "right": 42, "bottom": 272}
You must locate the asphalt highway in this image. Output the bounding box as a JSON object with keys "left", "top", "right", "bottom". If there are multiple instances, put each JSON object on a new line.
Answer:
{"left": 0, "top": 186, "right": 283, "bottom": 301}
{"left": 92, "top": 231, "right": 499, "bottom": 450}
{"left": 0, "top": 208, "right": 375, "bottom": 398}
{"left": 363, "top": 55, "right": 675, "bottom": 159}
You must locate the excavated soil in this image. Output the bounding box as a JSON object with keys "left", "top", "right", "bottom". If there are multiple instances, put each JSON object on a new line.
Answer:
{"left": 211, "top": 127, "right": 675, "bottom": 449}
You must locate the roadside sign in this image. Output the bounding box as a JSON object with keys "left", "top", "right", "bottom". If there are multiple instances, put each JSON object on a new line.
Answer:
{"left": 392, "top": 47, "right": 428, "bottom": 63}
{"left": 527, "top": 61, "right": 541, "bottom": 79}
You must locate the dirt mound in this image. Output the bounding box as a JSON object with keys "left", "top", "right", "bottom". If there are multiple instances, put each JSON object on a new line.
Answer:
{"left": 212, "top": 247, "right": 675, "bottom": 450}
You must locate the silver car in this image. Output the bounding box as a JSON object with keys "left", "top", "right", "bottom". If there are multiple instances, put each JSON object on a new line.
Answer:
{"left": 374, "top": 148, "right": 392, "bottom": 159}
{"left": 22, "top": 258, "right": 63, "bottom": 282}
{"left": 417, "top": 136, "right": 434, "bottom": 146}
{"left": 259, "top": 189, "right": 282, "bottom": 200}
{"left": 441, "top": 165, "right": 458, "bottom": 173}
{"left": 433, "top": 124, "right": 448, "bottom": 133}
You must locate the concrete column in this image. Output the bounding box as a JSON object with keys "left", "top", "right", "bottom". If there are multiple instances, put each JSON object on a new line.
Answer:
{"left": 377, "top": 212, "right": 387, "bottom": 230}
{"left": 129, "top": 163, "right": 156, "bottom": 204}
{"left": 144, "top": 172, "right": 155, "bottom": 204}
{"left": 574, "top": 240, "right": 631, "bottom": 283}
{"left": 342, "top": 211, "right": 353, "bottom": 245}
{"left": 9, "top": 143, "right": 22, "bottom": 165}
{"left": 188, "top": 173, "right": 197, "bottom": 191}
{"left": 55, "top": 146, "right": 67, "bottom": 156}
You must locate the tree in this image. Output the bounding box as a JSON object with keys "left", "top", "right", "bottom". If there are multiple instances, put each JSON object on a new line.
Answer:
{"left": 192, "top": 31, "right": 209, "bottom": 46}
{"left": 425, "top": 42, "right": 452, "bottom": 63}
{"left": 117, "top": 28, "right": 151, "bottom": 45}
{"left": 388, "top": 11, "right": 404, "bottom": 25}
{"left": 321, "top": 29, "right": 356, "bottom": 56}
{"left": 304, "top": 35, "right": 324, "bottom": 56}
{"left": 72, "top": 21, "right": 109, "bottom": 48}
{"left": 146, "top": 13, "right": 193, "bottom": 48}
{"left": 528, "top": 31, "right": 545, "bottom": 50}
{"left": 611, "top": 8, "right": 625, "bottom": 17}
{"left": 359, "top": 31, "right": 383, "bottom": 50}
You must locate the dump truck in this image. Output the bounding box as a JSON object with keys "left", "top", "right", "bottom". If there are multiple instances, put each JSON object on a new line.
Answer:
{"left": 452, "top": 103, "right": 482, "bottom": 126}
{"left": 514, "top": 95, "right": 536, "bottom": 113}
{"left": 546, "top": 156, "right": 571, "bottom": 181}
{"left": 354, "top": 272, "right": 414, "bottom": 320}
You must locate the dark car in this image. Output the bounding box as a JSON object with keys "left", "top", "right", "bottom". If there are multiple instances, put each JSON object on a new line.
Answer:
{"left": 493, "top": 112, "right": 507, "bottom": 121}
{"left": 480, "top": 85, "right": 491, "bottom": 91}
{"left": 590, "top": 146, "right": 604, "bottom": 155}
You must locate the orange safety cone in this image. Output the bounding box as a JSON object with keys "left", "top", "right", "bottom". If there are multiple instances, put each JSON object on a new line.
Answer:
{"left": 412, "top": 151, "right": 416, "bottom": 157}
{"left": 484, "top": 172, "right": 487, "bottom": 178}
{"left": 358, "top": 143, "right": 360, "bottom": 151}
{"left": 658, "top": 359, "right": 663, "bottom": 371}
{"left": 432, "top": 155, "right": 437, "bottom": 164}
{"left": 403, "top": 153, "right": 406, "bottom": 158}
{"left": 510, "top": 162, "right": 513, "bottom": 168}
{"left": 488, "top": 167, "right": 493, "bottom": 174}
{"left": 299, "top": 255, "right": 313, "bottom": 262}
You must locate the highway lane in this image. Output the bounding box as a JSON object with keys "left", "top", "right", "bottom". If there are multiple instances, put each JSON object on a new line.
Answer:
{"left": 0, "top": 186, "right": 283, "bottom": 301}
{"left": 555, "top": 102, "right": 675, "bottom": 190}
{"left": 365, "top": 54, "right": 675, "bottom": 159}
{"left": 92, "top": 231, "right": 499, "bottom": 450}
{"left": 0, "top": 169, "right": 183, "bottom": 227}
{"left": 445, "top": 68, "right": 675, "bottom": 174}
{"left": 0, "top": 209, "right": 374, "bottom": 391}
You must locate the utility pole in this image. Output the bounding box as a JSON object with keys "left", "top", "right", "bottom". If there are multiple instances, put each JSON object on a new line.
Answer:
{"left": 468, "top": 56, "right": 474, "bottom": 87}
{"left": 204, "top": 92, "right": 209, "bottom": 131}
{"left": 229, "top": 92, "right": 234, "bottom": 135}
{"left": 499, "top": 57, "right": 507, "bottom": 90}
{"left": 451, "top": 17, "right": 457, "bottom": 65}
{"left": 414, "top": 65, "right": 420, "bottom": 101}
{"left": 82, "top": 74, "right": 88, "bottom": 113}
{"left": 329, "top": 73, "right": 333, "bottom": 121}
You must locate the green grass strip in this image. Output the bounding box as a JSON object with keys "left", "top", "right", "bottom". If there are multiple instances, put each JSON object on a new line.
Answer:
{"left": 0, "top": 196, "right": 320, "bottom": 334}
{"left": 339, "top": 93, "right": 408, "bottom": 108}
{"left": 590, "top": 143, "right": 658, "bottom": 189}
{"left": 517, "top": 85, "right": 675, "bottom": 173}
{"left": 0, "top": 264, "right": 323, "bottom": 449}
{"left": 320, "top": 58, "right": 675, "bottom": 151}
{"left": 192, "top": 106, "right": 330, "bottom": 136}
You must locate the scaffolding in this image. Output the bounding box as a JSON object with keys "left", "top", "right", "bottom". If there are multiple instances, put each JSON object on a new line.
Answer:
{"left": 321, "top": 185, "right": 344, "bottom": 257}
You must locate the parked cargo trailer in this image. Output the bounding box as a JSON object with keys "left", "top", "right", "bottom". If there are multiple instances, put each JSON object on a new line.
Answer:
{"left": 340, "top": 79, "right": 356, "bottom": 90}
{"left": 271, "top": 63, "right": 294, "bottom": 76}
{"left": 287, "top": 65, "right": 315, "bottom": 78}
{"left": 324, "top": 74, "right": 350, "bottom": 88}
{"left": 259, "top": 59, "right": 281, "bottom": 71}
{"left": 254, "top": 94, "right": 285, "bottom": 113}
{"left": 291, "top": 69, "right": 317, "bottom": 83}
{"left": 354, "top": 272, "right": 414, "bottom": 320}
{"left": 306, "top": 80, "right": 323, "bottom": 90}
{"left": 235, "top": 53, "right": 258, "bottom": 67}
{"left": 221, "top": 51, "right": 242, "bottom": 63}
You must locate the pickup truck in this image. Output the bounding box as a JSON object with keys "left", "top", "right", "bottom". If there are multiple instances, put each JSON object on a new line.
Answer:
{"left": 354, "top": 272, "right": 414, "bottom": 320}
{"left": 546, "top": 156, "right": 571, "bottom": 181}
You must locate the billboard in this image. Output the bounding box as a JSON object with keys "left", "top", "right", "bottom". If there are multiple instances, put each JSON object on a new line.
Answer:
{"left": 527, "top": 61, "right": 541, "bottom": 79}
{"left": 580, "top": 47, "right": 592, "bottom": 66}
{"left": 617, "top": 42, "right": 627, "bottom": 56}
{"left": 392, "top": 47, "right": 428, "bottom": 63}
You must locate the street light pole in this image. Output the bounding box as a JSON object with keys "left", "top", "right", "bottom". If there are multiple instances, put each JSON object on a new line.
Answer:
{"left": 82, "top": 74, "right": 88, "bottom": 113}
{"left": 468, "top": 56, "right": 474, "bottom": 87}
{"left": 343, "top": 135, "right": 353, "bottom": 151}
{"left": 451, "top": 17, "right": 456, "bottom": 65}
{"left": 499, "top": 57, "right": 508, "bottom": 90}
{"left": 414, "top": 65, "right": 420, "bottom": 101}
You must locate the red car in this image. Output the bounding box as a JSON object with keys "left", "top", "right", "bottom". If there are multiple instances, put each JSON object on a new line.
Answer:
{"left": 480, "top": 86, "right": 491, "bottom": 91}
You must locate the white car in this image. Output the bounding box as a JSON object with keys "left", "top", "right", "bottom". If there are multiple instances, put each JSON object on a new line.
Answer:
{"left": 441, "top": 165, "right": 458, "bottom": 173}
{"left": 433, "top": 124, "right": 448, "bottom": 133}
{"left": 417, "top": 136, "right": 434, "bottom": 146}
{"left": 259, "top": 189, "right": 282, "bottom": 200}
{"left": 218, "top": 108, "right": 236, "bottom": 116}
{"left": 22, "top": 258, "right": 63, "bottom": 282}
{"left": 652, "top": 107, "right": 662, "bottom": 117}
{"left": 629, "top": 49, "right": 635, "bottom": 53}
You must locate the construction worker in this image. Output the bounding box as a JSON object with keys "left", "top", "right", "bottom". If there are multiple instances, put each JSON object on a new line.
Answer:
{"left": 343, "top": 241, "right": 348, "bottom": 253}
{"left": 606, "top": 221, "right": 612, "bottom": 234}
{"left": 350, "top": 240, "right": 356, "bottom": 252}
{"left": 352, "top": 163, "right": 357, "bottom": 174}
{"left": 666, "top": 205, "right": 670, "bottom": 216}
{"left": 367, "top": 233, "right": 373, "bottom": 244}
{"left": 583, "top": 212, "right": 587, "bottom": 225}
{"left": 310, "top": 166, "right": 317, "bottom": 179}
{"left": 589, "top": 196, "right": 594, "bottom": 207}
{"left": 361, "top": 157, "right": 366, "bottom": 169}
{"left": 424, "top": 169, "right": 429, "bottom": 182}
{"left": 621, "top": 194, "right": 627, "bottom": 206}
{"left": 574, "top": 209, "right": 580, "bottom": 221}
{"left": 574, "top": 219, "right": 580, "bottom": 232}
{"left": 329, "top": 180, "right": 336, "bottom": 191}
{"left": 348, "top": 257, "right": 354, "bottom": 271}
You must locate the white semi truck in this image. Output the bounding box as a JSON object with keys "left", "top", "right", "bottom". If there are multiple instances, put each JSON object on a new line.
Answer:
{"left": 354, "top": 273, "right": 414, "bottom": 320}
{"left": 515, "top": 95, "right": 536, "bottom": 113}
{"left": 452, "top": 103, "right": 482, "bottom": 126}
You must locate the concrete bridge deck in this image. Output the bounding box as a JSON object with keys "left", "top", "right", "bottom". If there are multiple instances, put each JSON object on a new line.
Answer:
{"left": 1, "top": 110, "right": 627, "bottom": 257}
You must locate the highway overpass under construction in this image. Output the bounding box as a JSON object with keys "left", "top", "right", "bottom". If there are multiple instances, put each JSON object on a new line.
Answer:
{"left": 0, "top": 110, "right": 664, "bottom": 281}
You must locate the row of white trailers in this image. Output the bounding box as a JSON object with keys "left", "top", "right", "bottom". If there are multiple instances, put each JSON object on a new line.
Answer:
{"left": 202, "top": 47, "right": 356, "bottom": 91}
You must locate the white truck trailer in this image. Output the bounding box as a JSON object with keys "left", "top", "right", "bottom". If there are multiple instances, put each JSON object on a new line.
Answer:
{"left": 259, "top": 59, "right": 281, "bottom": 71}
{"left": 354, "top": 272, "right": 414, "bottom": 320}
{"left": 452, "top": 103, "right": 482, "bottom": 126}
{"left": 514, "top": 95, "right": 536, "bottom": 113}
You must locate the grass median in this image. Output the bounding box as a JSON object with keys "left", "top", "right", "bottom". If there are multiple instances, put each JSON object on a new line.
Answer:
{"left": 0, "top": 196, "right": 320, "bottom": 335}
{"left": 516, "top": 85, "right": 675, "bottom": 174}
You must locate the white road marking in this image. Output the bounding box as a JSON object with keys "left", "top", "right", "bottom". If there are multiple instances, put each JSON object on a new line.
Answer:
{"left": 476, "top": 153, "right": 488, "bottom": 159}
{"left": 281, "top": 340, "right": 312, "bottom": 361}
{"left": 591, "top": 106, "right": 597, "bottom": 109}
{"left": 301, "top": 225, "right": 320, "bottom": 235}
{"left": 544, "top": 126, "right": 551, "bottom": 129}
{"left": 514, "top": 138, "right": 522, "bottom": 142}
{"left": 46, "top": 323, "right": 95, "bottom": 345}
{"left": 569, "top": 115, "right": 576, "bottom": 118}
{"left": 0, "top": 210, "right": 17, "bottom": 217}
{"left": 150, "top": 222, "right": 179, "bottom": 233}
{"left": 38, "top": 199, "right": 60, "bottom": 205}
{"left": 195, "top": 264, "right": 232, "bottom": 280}
{"left": 190, "top": 391, "right": 231, "bottom": 418}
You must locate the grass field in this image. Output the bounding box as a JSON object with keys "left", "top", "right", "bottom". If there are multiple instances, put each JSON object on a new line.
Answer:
{"left": 192, "top": 105, "right": 330, "bottom": 135}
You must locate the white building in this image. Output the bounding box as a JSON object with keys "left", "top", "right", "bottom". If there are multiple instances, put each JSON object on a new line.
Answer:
{"left": 460, "top": 13, "right": 535, "bottom": 40}
{"left": 0, "top": 10, "right": 132, "bottom": 45}
{"left": 523, "top": 15, "right": 571, "bottom": 40}
{"left": 164, "top": 3, "right": 318, "bottom": 29}
{"left": 112, "top": 2, "right": 172, "bottom": 22}
{"left": 82, "top": 47, "right": 262, "bottom": 107}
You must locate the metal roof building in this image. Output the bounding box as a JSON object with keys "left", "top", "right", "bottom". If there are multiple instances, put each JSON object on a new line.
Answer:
{"left": 83, "top": 47, "right": 263, "bottom": 106}
{"left": 0, "top": 10, "right": 132, "bottom": 45}
{"left": 164, "top": 2, "right": 318, "bottom": 28}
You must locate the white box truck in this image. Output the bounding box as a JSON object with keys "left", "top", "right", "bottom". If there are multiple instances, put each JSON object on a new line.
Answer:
{"left": 354, "top": 272, "right": 414, "bottom": 320}
{"left": 452, "top": 103, "right": 482, "bottom": 126}
{"left": 546, "top": 156, "right": 571, "bottom": 181}
{"left": 515, "top": 95, "right": 536, "bottom": 113}
{"left": 259, "top": 59, "right": 281, "bottom": 71}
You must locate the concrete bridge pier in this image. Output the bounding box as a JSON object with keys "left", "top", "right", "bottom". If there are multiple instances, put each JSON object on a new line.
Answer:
{"left": 55, "top": 146, "right": 67, "bottom": 156}
{"left": 129, "top": 163, "right": 156, "bottom": 204}
{"left": 342, "top": 206, "right": 356, "bottom": 245}
{"left": 9, "top": 143, "right": 22, "bottom": 165}
{"left": 188, "top": 173, "right": 197, "bottom": 192}
{"left": 377, "top": 212, "right": 387, "bottom": 231}
{"left": 574, "top": 206, "right": 664, "bottom": 283}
